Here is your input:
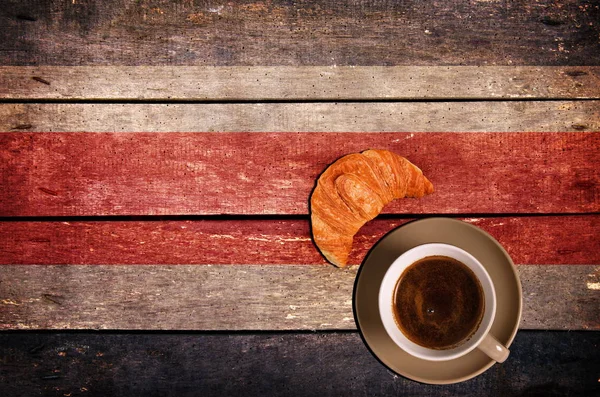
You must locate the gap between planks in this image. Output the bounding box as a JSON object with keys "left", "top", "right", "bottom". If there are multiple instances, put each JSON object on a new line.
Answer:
{"left": 0, "top": 265, "right": 597, "bottom": 331}
{"left": 1, "top": 67, "right": 599, "bottom": 101}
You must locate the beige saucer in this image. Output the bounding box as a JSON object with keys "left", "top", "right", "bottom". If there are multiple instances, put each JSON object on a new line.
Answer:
{"left": 353, "top": 217, "right": 523, "bottom": 384}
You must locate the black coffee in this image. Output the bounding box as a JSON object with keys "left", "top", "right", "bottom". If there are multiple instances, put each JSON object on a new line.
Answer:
{"left": 392, "top": 255, "right": 484, "bottom": 350}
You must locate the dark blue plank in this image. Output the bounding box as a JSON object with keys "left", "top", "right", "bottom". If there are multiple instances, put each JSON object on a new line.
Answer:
{"left": 0, "top": 331, "right": 598, "bottom": 396}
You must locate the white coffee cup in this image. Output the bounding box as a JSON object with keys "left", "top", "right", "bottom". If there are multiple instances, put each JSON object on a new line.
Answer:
{"left": 378, "top": 243, "right": 509, "bottom": 362}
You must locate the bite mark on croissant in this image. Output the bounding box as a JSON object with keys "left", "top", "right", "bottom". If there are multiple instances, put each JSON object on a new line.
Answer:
{"left": 310, "top": 149, "right": 434, "bottom": 267}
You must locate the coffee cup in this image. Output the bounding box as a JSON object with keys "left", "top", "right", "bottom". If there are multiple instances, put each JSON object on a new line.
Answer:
{"left": 378, "top": 243, "right": 509, "bottom": 362}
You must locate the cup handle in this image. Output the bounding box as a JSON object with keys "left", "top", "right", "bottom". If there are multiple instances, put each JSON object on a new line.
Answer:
{"left": 477, "top": 333, "right": 510, "bottom": 363}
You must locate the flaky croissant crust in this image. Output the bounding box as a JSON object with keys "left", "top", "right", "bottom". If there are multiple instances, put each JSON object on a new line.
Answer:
{"left": 310, "top": 149, "right": 434, "bottom": 267}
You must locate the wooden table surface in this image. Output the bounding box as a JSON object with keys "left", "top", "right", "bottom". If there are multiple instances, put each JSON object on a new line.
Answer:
{"left": 1, "top": 0, "right": 599, "bottom": 396}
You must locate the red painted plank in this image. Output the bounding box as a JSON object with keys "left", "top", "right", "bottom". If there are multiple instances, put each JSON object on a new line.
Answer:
{"left": 1, "top": 216, "right": 597, "bottom": 265}
{"left": 1, "top": 132, "right": 598, "bottom": 216}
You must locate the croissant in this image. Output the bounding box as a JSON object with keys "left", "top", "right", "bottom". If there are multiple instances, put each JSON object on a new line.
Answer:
{"left": 310, "top": 149, "right": 434, "bottom": 267}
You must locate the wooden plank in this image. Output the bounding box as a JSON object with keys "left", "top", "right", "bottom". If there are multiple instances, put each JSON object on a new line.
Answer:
{"left": 520, "top": 265, "right": 600, "bottom": 331}
{"left": 1, "top": 132, "right": 598, "bottom": 216}
{"left": 1, "top": 66, "right": 599, "bottom": 100}
{"left": 0, "top": 265, "right": 597, "bottom": 331}
{"left": 0, "top": 331, "right": 598, "bottom": 396}
{"left": 1, "top": 0, "right": 599, "bottom": 66}
{"left": 2, "top": 102, "right": 598, "bottom": 133}
{"left": 1, "top": 216, "right": 598, "bottom": 266}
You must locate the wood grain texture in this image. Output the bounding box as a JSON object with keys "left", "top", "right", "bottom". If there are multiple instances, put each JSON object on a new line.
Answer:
{"left": 1, "top": 0, "right": 599, "bottom": 66}
{"left": 0, "top": 331, "right": 598, "bottom": 397}
{"left": 0, "top": 265, "right": 597, "bottom": 331}
{"left": 1, "top": 132, "right": 598, "bottom": 216}
{"left": 1, "top": 216, "right": 598, "bottom": 265}
{"left": 1, "top": 66, "right": 599, "bottom": 100}
{"left": 520, "top": 265, "right": 600, "bottom": 331}
{"left": 2, "top": 102, "right": 599, "bottom": 133}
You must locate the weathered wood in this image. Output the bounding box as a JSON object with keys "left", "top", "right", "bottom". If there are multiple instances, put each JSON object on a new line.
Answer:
{"left": 520, "top": 265, "right": 600, "bottom": 331}
{"left": 0, "top": 265, "right": 597, "bottom": 330}
{"left": 0, "top": 331, "right": 598, "bottom": 396}
{"left": 1, "top": 216, "right": 597, "bottom": 265}
{"left": 1, "top": 0, "right": 599, "bottom": 66}
{"left": 1, "top": 132, "right": 598, "bottom": 216}
{"left": 2, "top": 102, "right": 599, "bottom": 132}
{"left": 1, "top": 66, "right": 599, "bottom": 100}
